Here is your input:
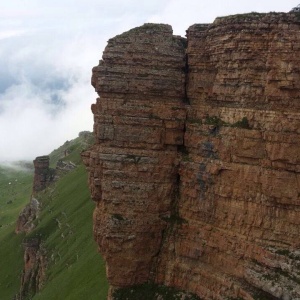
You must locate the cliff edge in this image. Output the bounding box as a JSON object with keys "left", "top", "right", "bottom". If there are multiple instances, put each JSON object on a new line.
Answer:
{"left": 83, "top": 13, "right": 300, "bottom": 300}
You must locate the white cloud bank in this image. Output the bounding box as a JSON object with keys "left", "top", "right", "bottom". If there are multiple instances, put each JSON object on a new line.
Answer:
{"left": 0, "top": 30, "right": 97, "bottom": 161}
{"left": 0, "top": 0, "right": 298, "bottom": 161}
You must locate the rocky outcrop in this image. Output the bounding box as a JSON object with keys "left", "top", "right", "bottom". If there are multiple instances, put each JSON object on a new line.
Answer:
{"left": 32, "top": 156, "right": 55, "bottom": 193}
{"left": 14, "top": 157, "right": 53, "bottom": 298}
{"left": 16, "top": 239, "right": 47, "bottom": 300}
{"left": 83, "top": 23, "right": 187, "bottom": 292}
{"left": 56, "top": 160, "right": 76, "bottom": 173}
{"left": 161, "top": 13, "right": 300, "bottom": 300}
{"left": 15, "top": 198, "right": 39, "bottom": 234}
{"left": 84, "top": 13, "right": 300, "bottom": 300}
{"left": 15, "top": 156, "right": 54, "bottom": 234}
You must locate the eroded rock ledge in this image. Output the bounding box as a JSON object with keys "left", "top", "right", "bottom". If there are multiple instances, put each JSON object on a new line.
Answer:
{"left": 83, "top": 13, "right": 300, "bottom": 300}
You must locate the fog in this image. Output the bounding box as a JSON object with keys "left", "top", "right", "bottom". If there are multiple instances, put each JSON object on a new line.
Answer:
{"left": 0, "top": 0, "right": 297, "bottom": 161}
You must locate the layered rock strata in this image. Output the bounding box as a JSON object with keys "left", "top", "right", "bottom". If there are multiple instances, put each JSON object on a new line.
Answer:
{"left": 84, "top": 13, "right": 300, "bottom": 300}
{"left": 83, "top": 23, "right": 187, "bottom": 289}
{"left": 16, "top": 156, "right": 54, "bottom": 234}
{"left": 15, "top": 156, "right": 54, "bottom": 298}
{"left": 32, "top": 156, "right": 55, "bottom": 193}
{"left": 159, "top": 13, "right": 300, "bottom": 300}
{"left": 16, "top": 239, "right": 47, "bottom": 300}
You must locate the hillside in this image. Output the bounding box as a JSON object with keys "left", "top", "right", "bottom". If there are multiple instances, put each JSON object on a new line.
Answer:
{"left": 0, "top": 163, "right": 33, "bottom": 299}
{"left": 28, "top": 164, "right": 108, "bottom": 300}
{"left": 0, "top": 132, "right": 108, "bottom": 299}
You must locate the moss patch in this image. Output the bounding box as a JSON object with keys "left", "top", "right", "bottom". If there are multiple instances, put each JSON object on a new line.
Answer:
{"left": 204, "top": 115, "right": 251, "bottom": 130}
{"left": 113, "top": 283, "right": 201, "bottom": 300}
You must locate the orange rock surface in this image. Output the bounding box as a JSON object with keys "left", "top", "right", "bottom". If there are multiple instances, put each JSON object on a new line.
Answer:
{"left": 16, "top": 156, "right": 54, "bottom": 234}
{"left": 83, "top": 13, "right": 300, "bottom": 300}
{"left": 16, "top": 239, "right": 47, "bottom": 300}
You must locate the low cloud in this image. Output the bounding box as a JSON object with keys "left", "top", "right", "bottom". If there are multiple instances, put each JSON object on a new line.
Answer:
{"left": 0, "top": 30, "right": 98, "bottom": 161}
{"left": 0, "top": 77, "right": 94, "bottom": 161}
{"left": 0, "top": 0, "right": 297, "bottom": 161}
{"left": 0, "top": 0, "right": 168, "bottom": 162}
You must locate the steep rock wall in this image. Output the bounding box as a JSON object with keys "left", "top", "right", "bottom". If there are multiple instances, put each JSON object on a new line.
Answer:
{"left": 84, "top": 13, "right": 300, "bottom": 300}
{"left": 16, "top": 156, "right": 54, "bottom": 234}
{"left": 32, "top": 156, "right": 55, "bottom": 193}
{"left": 158, "top": 13, "right": 300, "bottom": 300}
{"left": 15, "top": 197, "right": 39, "bottom": 234}
{"left": 15, "top": 156, "right": 54, "bottom": 299}
{"left": 16, "top": 239, "right": 47, "bottom": 300}
{"left": 82, "top": 24, "right": 187, "bottom": 289}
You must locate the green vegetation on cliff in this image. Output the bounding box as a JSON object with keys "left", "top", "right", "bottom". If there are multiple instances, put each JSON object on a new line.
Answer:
{"left": 113, "top": 283, "right": 201, "bottom": 300}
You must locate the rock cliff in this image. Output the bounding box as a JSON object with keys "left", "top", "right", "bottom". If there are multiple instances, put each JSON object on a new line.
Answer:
{"left": 83, "top": 13, "right": 300, "bottom": 300}
{"left": 15, "top": 157, "right": 53, "bottom": 299}
{"left": 15, "top": 239, "right": 47, "bottom": 300}
{"left": 15, "top": 197, "right": 40, "bottom": 234}
{"left": 16, "top": 156, "right": 54, "bottom": 234}
{"left": 32, "top": 156, "right": 55, "bottom": 193}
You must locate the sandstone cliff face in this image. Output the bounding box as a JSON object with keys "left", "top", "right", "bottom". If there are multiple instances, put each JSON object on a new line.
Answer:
{"left": 160, "top": 13, "right": 300, "bottom": 300}
{"left": 16, "top": 156, "right": 54, "bottom": 234}
{"left": 15, "top": 239, "right": 47, "bottom": 300}
{"left": 83, "top": 23, "right": 186, "bottom": 288}
{"left": 32, "top": 156, "right": 55, "bottom": 193}
{"left": 15, "top": 197, "right": 40, "bottom": 234}
{"left": 15, "top": 156, "right": 54, "bottom": 299}
{"left": 84, "top": 13, "right": 300, "bottom": 300}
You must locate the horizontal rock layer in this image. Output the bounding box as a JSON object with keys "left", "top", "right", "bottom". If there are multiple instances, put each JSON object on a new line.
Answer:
{"left": 84, "top": 13, "right": 300, "bottom": 300}
{"left": 83, "top": 23, "right": 186, "bottom": 289}
{"left": 32, "top": 156, "right": 55, "bottom": 193}
{"left": 16, "top": 239, "right": 47, "bottom": 300}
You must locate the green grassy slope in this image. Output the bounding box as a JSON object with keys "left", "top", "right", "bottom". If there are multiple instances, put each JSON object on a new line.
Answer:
{"left": 0, "top": 164, "right": 33, "bottom": 299}
{"left": 0, "top": 133, "right": 108, "bottom": 300}
{"left": 49, "top": 132, "right": 94, "bottom": 167}
{"left": 31, "top": 165, "right": 108, "bottom": 300}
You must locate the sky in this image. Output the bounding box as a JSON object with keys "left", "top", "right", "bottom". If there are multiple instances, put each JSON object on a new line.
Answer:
{"left": 0, "top": 0, "right": 298, "bottom": 161}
